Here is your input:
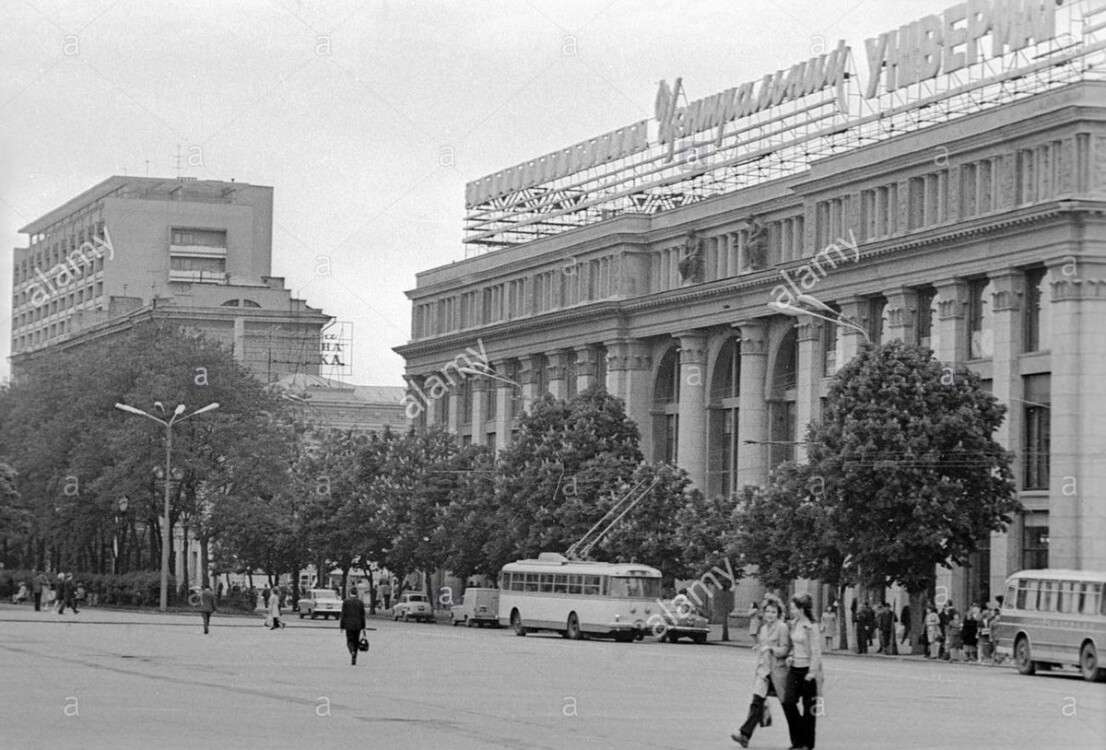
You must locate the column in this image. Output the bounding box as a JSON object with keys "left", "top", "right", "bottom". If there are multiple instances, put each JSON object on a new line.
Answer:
{"left": 517, "top": 355, "right": 538, "bottom": 414}
{"left": 794, "top": 321, "right": 821, "bottom": 463}
{"left": 836, "top": 296, "right": 866, "bottom": 368}
{"left": 605, "top": 339, "right": 653, "bottom": 459}
{"left": 988, "top": 269, "right": 1025, "bottom": 592}
{"left": 446, "top": 383, "right": 461, "bottom": 435}
{"left": 934, "top": 279, "right": 969, "bottom": 366}
{"left": 492, "top": 360, "right": 513, "bottom": 452}
{"left": 884, "top": 287, "right": 919, "bottom": 345}
{"left": 734, "top": 320, "right": 769, "bottom": 488}
{"left": 674, "top": 331, "right": 708, "bottom": 490}
{"left": 546, "top": 350, "right": 569, "bottom": 401}
{"left": 574, "top": 345, "right": 597, "bottom": 393}
{"left": 470, "top": 377, "right": 488, "bottom": 446}
{"left": 1050, "top": 259, "right": 1106, "bottom": 570}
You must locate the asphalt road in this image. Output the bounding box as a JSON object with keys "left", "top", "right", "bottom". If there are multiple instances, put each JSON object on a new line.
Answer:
{"left": 1, "top": 604, "right": 1103, "bottom": 749}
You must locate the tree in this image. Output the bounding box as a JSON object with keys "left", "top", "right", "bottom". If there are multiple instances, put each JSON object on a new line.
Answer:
{"left": 736, "top": 341, "right": 1018, "bottom": 651}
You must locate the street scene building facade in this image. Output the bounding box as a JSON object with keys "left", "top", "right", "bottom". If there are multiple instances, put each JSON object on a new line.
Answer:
{"left": 397, "top": 1, "right": 1106, "bottom": 611}
{"left": 10, "top": 175, "right": 331, "bottom": 382}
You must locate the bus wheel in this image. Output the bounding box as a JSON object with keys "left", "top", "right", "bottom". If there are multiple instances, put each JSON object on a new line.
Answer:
{"left": 566, "top": 612, "right": 582, "bottom": 640}
{"left": 511, "top": 609, "right": 526, "bottom": 637}
{"left": 1014, "top": 636, "right": 1036, "bottom": 675}
{"left": 1080, "top": 642, "right": 1104, "bottom": 682}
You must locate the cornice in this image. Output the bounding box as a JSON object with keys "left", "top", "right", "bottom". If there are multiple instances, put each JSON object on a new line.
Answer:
{"left": 396, "top": 199, "right": 1106, "bottom": 360}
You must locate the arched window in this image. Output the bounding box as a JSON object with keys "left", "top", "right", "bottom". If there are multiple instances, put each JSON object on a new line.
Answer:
{"left": 220, "top": 299, "right": 240, "bottom": 307}
{"left": 242, "top": 299, "right": 261, "bottom": 308}
{"left": 652, "top": 346, "right": 680, "bottom": 464}
{"left": 709, "top": 337, "right": 741, "bottom": 497}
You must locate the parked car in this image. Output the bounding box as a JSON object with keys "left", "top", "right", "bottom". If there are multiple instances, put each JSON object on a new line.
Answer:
{"left": 297, "top": 588, "right": 342, "bottom": 620}
{"left": 656, "top": 597, "right": 710, "bottom": 644}
{"left": 393, "top": 592, "right": 434, "bottom": 623}
{"left": 450, "top": 588, "right": 500, "bottom": 627}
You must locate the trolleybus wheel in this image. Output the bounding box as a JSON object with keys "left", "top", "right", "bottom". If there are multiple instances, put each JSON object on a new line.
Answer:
{"left": 566, "top": 612, "right": 582, "bottom": 640}
{"left": 1014, "top": 635, "right": 1036, "bottom": 675}
{"left": 1080, "top": 642, "right": 1104, "bottom": 682}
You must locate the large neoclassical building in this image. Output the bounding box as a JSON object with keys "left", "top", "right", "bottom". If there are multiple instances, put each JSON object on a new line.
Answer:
{"left": 397, "top": 2, "right": 1106, "bottom": 606}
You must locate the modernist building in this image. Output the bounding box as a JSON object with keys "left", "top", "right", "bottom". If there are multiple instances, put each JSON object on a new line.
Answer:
{"left": 397, "top": 1, "right": 1106, "bottom": 610}
{"left": 11, "top": 176, "right": 330, "bottom": 381}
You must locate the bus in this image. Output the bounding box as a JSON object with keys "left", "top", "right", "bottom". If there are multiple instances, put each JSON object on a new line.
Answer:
{"left": 992, "top": 569, "right": 1106, "bottom": 682}
{"left": 498, "top": 553, "right": 663, "bottom": 642}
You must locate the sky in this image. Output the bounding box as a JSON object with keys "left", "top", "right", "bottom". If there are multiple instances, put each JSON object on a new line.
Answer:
{"left": 0, "top": 0, "right": 938, "bottom": 387}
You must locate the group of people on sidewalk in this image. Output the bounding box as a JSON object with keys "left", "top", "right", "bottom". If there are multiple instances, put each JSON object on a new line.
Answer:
{"left": 922, "top": 600, "right": 1002, "bottom": 663}
{"left": 733, "top": 593, "right": 823, "bottom": 750}
{"left": 10, "top": 570, "right": 84, "bottom": 614}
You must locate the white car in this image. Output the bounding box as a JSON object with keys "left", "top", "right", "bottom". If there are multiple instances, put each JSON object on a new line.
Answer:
{"left": 450, "top": 588, "right": 500, "bottom": 627}
{"left": 393, "top": 592, "right": 434, "bottom": 623}
{"left": 297, "top": 588, "right": 342, "bottom": 620}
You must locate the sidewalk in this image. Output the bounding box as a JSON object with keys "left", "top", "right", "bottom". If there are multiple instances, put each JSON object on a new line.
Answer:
{"left": 704, "top": 624, "right": 1012, "bottom": 668}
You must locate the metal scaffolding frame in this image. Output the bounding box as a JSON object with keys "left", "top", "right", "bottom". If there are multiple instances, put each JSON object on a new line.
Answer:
{"left": 462, "top": 0, "right": 1106, "bottom": 255}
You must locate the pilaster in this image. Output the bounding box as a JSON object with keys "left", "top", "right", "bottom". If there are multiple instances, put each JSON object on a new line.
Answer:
{"left": 884, "top": 287, "right": 919, "bottom": 345}
{"left": 933, "top": 279, "right": 969, "bottom": 365}
{"left": 546, "top": 350, "right": 569, "bottom": 401}
{"left": 605, "top": 339, "right": 654, "bottom": 459}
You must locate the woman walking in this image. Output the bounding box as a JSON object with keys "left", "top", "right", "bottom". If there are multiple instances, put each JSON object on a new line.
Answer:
{"left": 731, "top": 597, "right": 790, "bottom": 748}
{"left": 268, "top": 587, "right": 285, "bottom": 630}
{"left": 781, "top": 593, "right": 823, "bottom": 750}
{"left": 925, "top": 605, "right": 941, "bottom": 658}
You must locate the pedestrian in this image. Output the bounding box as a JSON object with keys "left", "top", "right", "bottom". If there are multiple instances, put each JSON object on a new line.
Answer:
{"left": 781, "top": 593, "right": 823, "bottom": 750}
{"left": 947, "top": 613, "right": 964, "bottom": 661}
{"left": 268, "top": 587, "right": 284, "bottom": 630}
{"left": 747, "top": 602, "right": 761, "bottom": 646}
{"left": 875, "top": 602, "right": 894, "bottom": 654}
{"left": 56, "top": 573, "right": 78, "bottom": 614}
{"left": 340, "top": 587, "right": 367, "bottom": 666}
{"left": 962, "top": 605, "right": 979, "bottom": 662}
{"left": 819, "top": 605, "right": 836, "bottom": 651}
{"left": 925, "top": 605, "right": 941, "bottom": 658}
{"left": 199, "top": 583, "right": 216, "bottom": 634}
{"left": 856, "top": 601, "right": 874, "bottom": 654}
{"left": 731, "top": 597, "right": 790, "bottom": 748}
{"left": 899, "top": 604, "right": 912, "bottom": 650}
{"left": 32, "top": 570, "right": 46, "bottom": 612}
{"left": 978, "top": 606, "right": 995, "bottom": 664}
{"left": 13, "top": 581, "right": 29, "bottom": 604}
{"left": 380, "top": 579, "right": 392, "bottom": 611}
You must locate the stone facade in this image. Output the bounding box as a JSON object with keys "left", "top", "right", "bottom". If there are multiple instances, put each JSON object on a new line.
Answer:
{"left": 396, "top": 82, "right": 1106, "bottom": 604}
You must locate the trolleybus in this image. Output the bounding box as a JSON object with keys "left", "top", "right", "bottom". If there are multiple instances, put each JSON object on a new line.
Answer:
{"left": 498, "top": 553, "right": 663, "bottom": 642}
{"left": 992, "top": 569, "right": 1106, "bottom": 682}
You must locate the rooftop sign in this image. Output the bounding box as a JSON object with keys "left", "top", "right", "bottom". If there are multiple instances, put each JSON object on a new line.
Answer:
{"left": 464, "top": 0, "right": 1099, "bottom": 250}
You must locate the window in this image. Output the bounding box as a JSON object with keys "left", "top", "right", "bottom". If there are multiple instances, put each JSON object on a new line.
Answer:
{"left": 1023, "top": 375, "right": 1050, "bottom": 490}
{"left": 1022, "top": 512, "right": 1049, "bottom": 570}
{"left": 171, "top": 228, "right": 226, "bottom": 247}
{"left": 1023, "top": 267, "right": 1051, "bottom": 353}
{"left": 582, "top": 576, "right": 601, "bottom": 596}
{"left": 968, "top": 278, "right": 994, "bottom": 359}
{"left": 539, "top": 574, "right": 554, "bottom": 593}
{"left": 524, "top": 573, "right": 539, "bottom": 592}
{"left": 908, "top": 177, "right": 925, "bottom": 230}
{"left": 1038, "top": 580, "right": 1057, "bottom": 612}
{"left": 1059, "top": 581, "right": 1075, "bottom": 614}
{"left": 867, "top": 296, "right": 887, "bottom": 346}
{"left": 553, "top": 575, "right": 569, "bottom": 594}
{"left": 709, "top": 338, "right": 741, "bottom": 497}
{"left": 915, "top": 288, "right": 937, "bottom": 350}
{"left": 607, "top": 577, "right": 662, "bottom": 599}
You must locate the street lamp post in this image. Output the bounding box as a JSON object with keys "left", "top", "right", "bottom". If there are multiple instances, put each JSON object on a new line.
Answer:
{"left": 114, "top": 401, "right": 219, "bottom": 611}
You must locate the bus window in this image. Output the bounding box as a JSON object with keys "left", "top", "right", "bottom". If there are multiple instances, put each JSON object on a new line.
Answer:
{"left": 1059, "top": 581, "right": 1075, "bottom": 613}
{"left": 1015, "top": 580, "right": 1029, "bottom": 610}
{"left": 540, "top": 574, "right": 554, "bottom": 593}
{"left": 1039, "top": 580, "right": 1056, "bottom": 612}
{"left": 567, "top": 575, "right": 582, "bottom": 595}
{"left": 525, "top": 573, "right": 539, "bottom": 592}
{"left": 553, "top": 575, "right": 569, "bottom": 594}
{"left": 583, "top": 575, "right": 600, "bottom": 595}
{"left": 608, "top": 576, "right": 662, "bottom": 599}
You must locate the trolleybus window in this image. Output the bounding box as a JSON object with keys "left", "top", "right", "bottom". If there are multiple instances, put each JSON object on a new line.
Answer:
{"left": 607, "top": 576, "right": 661, "bottom": 599}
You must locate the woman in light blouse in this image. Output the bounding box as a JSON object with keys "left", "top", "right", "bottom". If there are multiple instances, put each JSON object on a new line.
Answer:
{"left": 782, "top": 593, "right": 822, "bottom": 750}
{"left": 731, "top": 597, "right": 790, "bottom": 748}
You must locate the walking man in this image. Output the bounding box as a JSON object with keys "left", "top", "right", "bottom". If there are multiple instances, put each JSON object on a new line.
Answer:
{"left": 32, "top": 570, "right": 46, "bottom": 612}
{"left": 199, "top": 583, "right": 216, "bottom": 634}
{"left": 268, "top": 587, "right": 284, "bottom": 629}
{"left": 56, "top": 573, "right": 77, "bottom": 614}
{"left": 340, "top": 587, "right": 367, "bottom": 666}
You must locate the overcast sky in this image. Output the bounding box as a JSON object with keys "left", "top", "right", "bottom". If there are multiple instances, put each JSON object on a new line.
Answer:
{"left": 1, "top": 0, "right": 936, "bottom": 386}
